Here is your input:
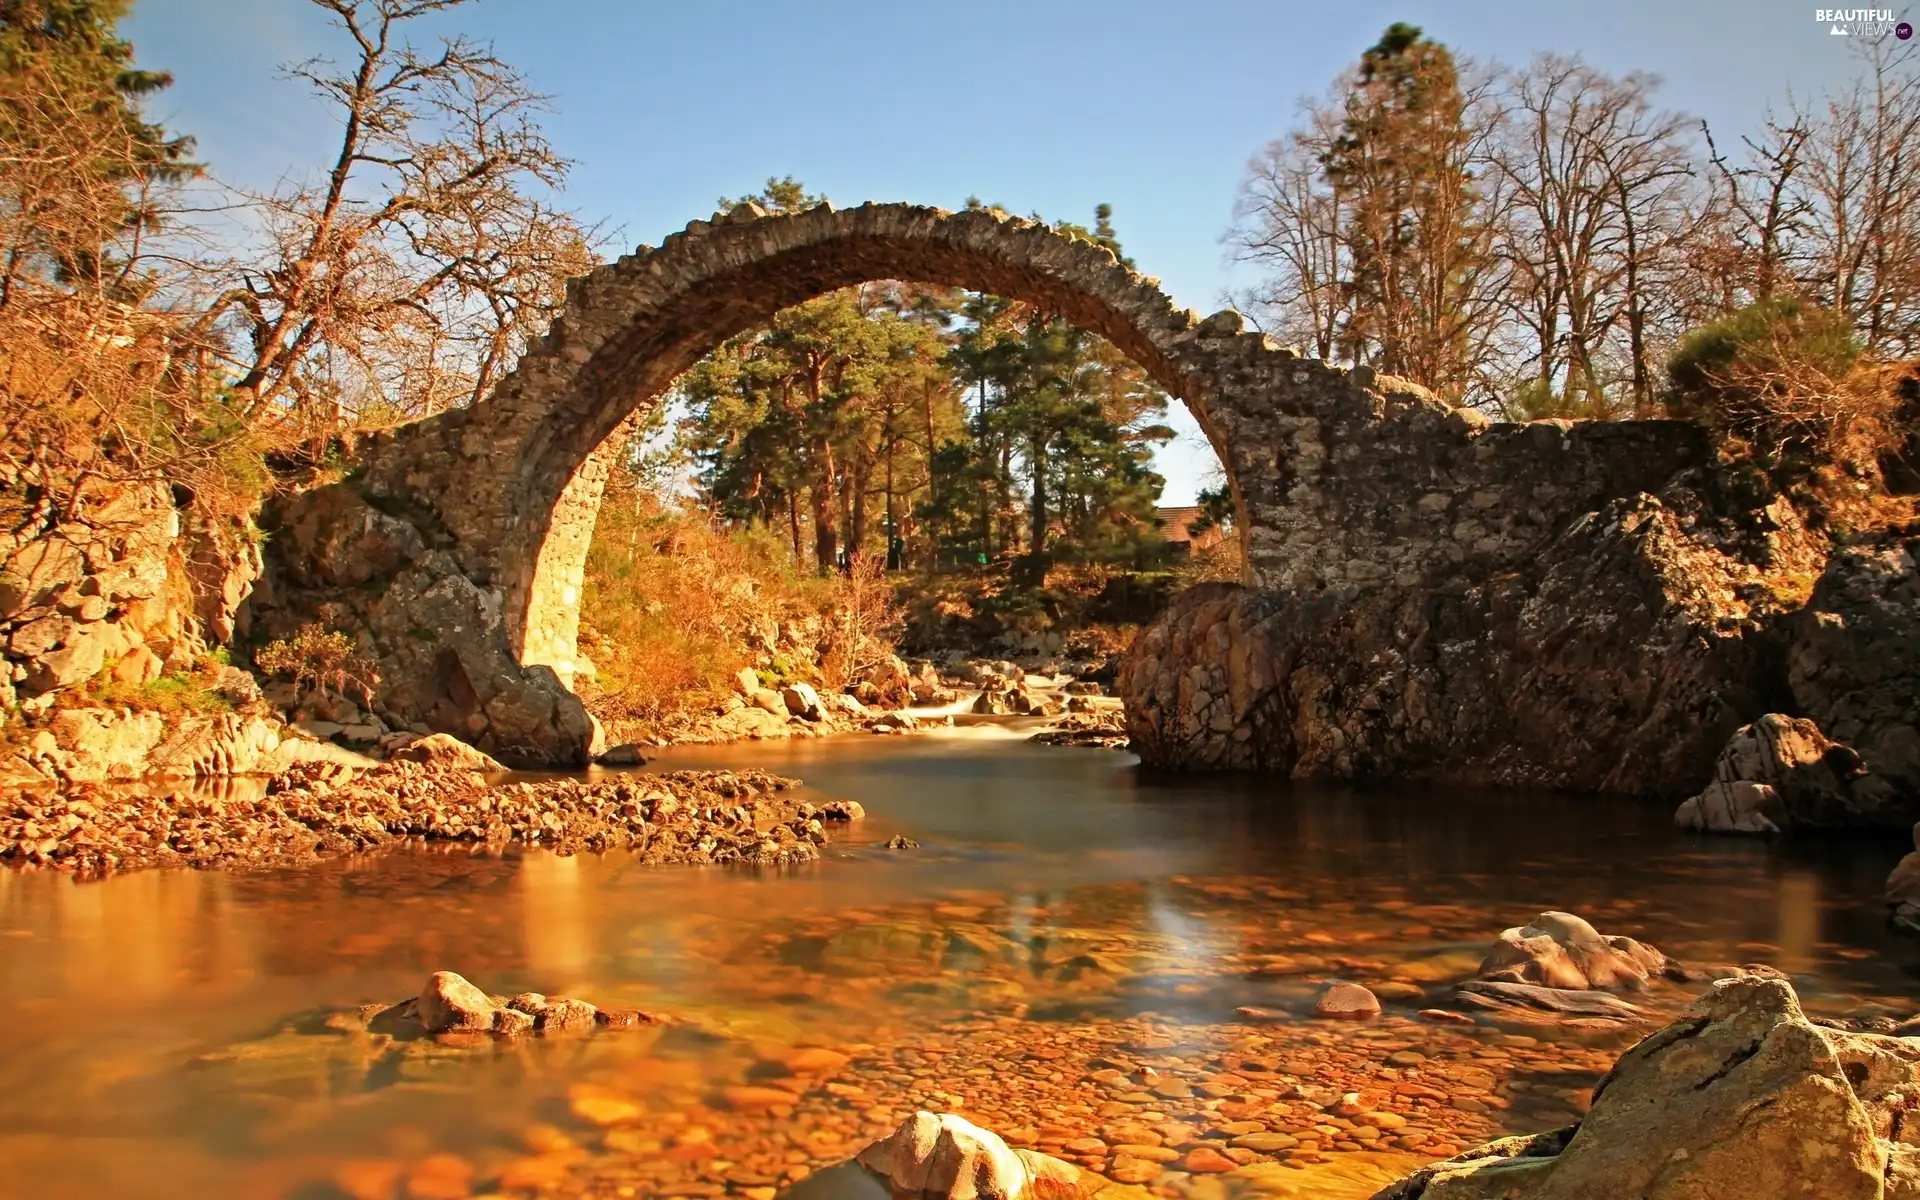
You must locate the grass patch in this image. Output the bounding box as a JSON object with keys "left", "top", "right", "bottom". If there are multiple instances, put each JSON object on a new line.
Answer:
{"left": 62, "top": 655, "right": 237, "bottom": 717}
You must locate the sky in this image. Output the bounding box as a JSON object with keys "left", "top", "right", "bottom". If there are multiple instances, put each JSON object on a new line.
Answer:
{"left": 123, "top": 0, "right": 1889, "bottom": 504}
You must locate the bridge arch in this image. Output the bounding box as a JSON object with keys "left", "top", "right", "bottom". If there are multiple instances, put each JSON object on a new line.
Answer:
{"left": 308, "top": 200, "right": 1714, "bottom": 766}
{"left": 356, "top": 201, "right": 1336, "bottom": 683}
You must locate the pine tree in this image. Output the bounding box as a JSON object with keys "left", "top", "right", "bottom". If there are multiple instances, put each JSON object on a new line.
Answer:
{"left": 1321, "top": 23, "right": 1488, "bottom": 393}
{"left": 0, "top": 0, "right": 196, "bottom": 304}
{"left": 677, "top": 197, "right": 1170, "bottom": 579}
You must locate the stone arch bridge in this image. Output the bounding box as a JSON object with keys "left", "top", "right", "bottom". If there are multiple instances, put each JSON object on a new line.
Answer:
{"left": 262, "top": 201, "right": 1707, "bottom": 768}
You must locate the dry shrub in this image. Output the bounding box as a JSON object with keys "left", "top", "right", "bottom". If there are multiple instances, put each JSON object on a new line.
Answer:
{"left": 819, "top": 551, "right": 904, "bottom": 690}
{"left": 1666, "top": 298, "right": 1900, "bottom": 487}
{"left": 1175, "top": 532, "right": 1247, "bottom": 585}
{"left": 0, "top": 297, "right": 272, "bottom": 532}
{"left": 254, "top": 621, "right": 380, "bottom": 705}
{"left": 578, "top": 487, "right": 896, "bottom": 731}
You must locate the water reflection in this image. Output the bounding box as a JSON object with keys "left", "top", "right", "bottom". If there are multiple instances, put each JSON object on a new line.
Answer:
{"left": 0, "top": 734, "right": 1908, "bottom": 1197}
{"left": 1777, "top": 869, "right": 1820, "bottom": 977}
{"left": 521, "top": 852, "right": 591, "bottom": 991}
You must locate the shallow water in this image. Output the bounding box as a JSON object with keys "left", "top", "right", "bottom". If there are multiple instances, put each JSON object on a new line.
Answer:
{"left": 0, "top": 729, "right": 1910, "bottom": 1198}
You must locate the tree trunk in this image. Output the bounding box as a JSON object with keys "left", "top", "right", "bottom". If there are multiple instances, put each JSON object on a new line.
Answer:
{"left": 812, "top": 436, "right": 839, "bottom": 574}
{"left": 849, "top": 460, "right": 868, "bottom": 558}
{"left": 921, "top": 378, "right": 938, "bottom": 568}
{"left": 884, "top": 428, "right": 899, "bottom": 569}
{"left": 1020, "top": 433, "right": 1049, "bottom": 586}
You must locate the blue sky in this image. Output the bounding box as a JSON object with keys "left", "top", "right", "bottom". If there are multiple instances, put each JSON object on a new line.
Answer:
{"left": 125, "top": 1, "right": 1883, "bottom": 504}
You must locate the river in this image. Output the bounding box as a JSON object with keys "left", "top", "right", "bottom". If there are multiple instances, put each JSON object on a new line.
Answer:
{"left": 0, "top": 727, "right": 1910, "bottom": 1198}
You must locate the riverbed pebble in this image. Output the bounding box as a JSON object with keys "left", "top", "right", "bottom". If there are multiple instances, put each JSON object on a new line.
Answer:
{"left": 0, "top": 761, "right": 848, "bottom": 876}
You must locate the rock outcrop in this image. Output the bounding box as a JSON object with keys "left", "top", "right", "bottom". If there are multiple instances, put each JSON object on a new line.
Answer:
{"left": 1122, "top": 484, "right": 1812, "bottom": 793}
{"left": 0, "top": 475, "right": 265, "bottom": 718}
{"left": 249, "top": 486, "right": 597, "bottom": 767}
{"left": 388, "top": 732, "right": 505, "bottom": 772}
{"left": 1790, "top": 535, "right": 1920, "bottom": 800}
{"left": 1372, "top": 975, "right": 1920, "bottom": 1199}
{"left": 0, "top": 481, "right": 186, "bottom": 709}
{"left": 1, "top": 707, "right": 374, "bottom": 787}
{"left": 1675, "top": 712, "right": 1903, "bottom": 834}
{"left": 1449, "top": 981, "right": 1649, "bottom": 1026}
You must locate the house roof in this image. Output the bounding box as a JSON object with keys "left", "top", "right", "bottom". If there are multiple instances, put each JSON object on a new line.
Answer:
{"left": 1154, "top": 506, "right": 1224, "bottom": 549}
{"left": 1155, "top": 506, "right": 1202, "bottom": 543}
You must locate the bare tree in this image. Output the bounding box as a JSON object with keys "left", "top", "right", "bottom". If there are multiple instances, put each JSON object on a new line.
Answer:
{"left": 1703, "top": 117, "right": 1813, "bottom": 307}
{"left": 210, "top": 0, "right": 595, "bottom": 431}
{"left": 1701, "top": 38, "right": 1920, "bottom": 358}
{"left": 1490, "top": 54, "right": 1700, "bottom": 416}
{"left": 1229, "top": 81, "right": 1355, "bottom": 360}
{"left": 1797, "top": 39, "right": 1920, "bottom": 355}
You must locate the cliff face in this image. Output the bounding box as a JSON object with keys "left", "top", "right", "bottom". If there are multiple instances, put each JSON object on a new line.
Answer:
{"left": 1122, "top": 470, "right": 1917, "bottom": 812}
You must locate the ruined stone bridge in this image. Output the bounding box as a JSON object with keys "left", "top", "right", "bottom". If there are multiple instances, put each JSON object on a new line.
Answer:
{"left": 264, "top": 201, "right": 1719, "bottom": 773}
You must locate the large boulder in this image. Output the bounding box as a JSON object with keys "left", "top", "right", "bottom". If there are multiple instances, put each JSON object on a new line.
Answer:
{"left": 146, "top": 713, "right": 292, "bottom": 777}
{"left": 43, "top": 708, "right": 167, "bottom": 782}
{"left": 854, "top": 1111, "right": 1082, "bottom": 1200}
{"left": 712, "top": 704, "right": 793, "bottom": 740}
{"left": 1674, "top": 713, "right": 1901, "bottom": 834}
{"left": 1478, "top": 911, "right": 1669, "bottom": 992}
{"left": 1314, "top": 982, "right": 1382, "bottom": 1019}
{"left": 862, "top": 657, "right": 913, "bottom": 708}
{"left": 23, "top": 619, "right": 131, "bottom": 693}
{"left": 781, "top": 682, "right": 823, "bottom": 721}
{"left": 748, "top": 688, "right": 790, "bottom": 716}
{"left": 417, "top": 970, "right": 499, "bottom": 1034}
{"left": 1372, "top": 976, "right": 1920, "bottom": 1199}
{"left": 971, "top": 690, "right": 1013, "bottom": 716}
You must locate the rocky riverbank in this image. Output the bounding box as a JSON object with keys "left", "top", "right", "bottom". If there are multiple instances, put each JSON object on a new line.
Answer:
{"left": 547, "top": 976, "right": 1909, "bottom": 1200}
{"left": 629, "top": 654, "right": 1127, "bottom": 750}
{"left": 0, "top": 753, "right": 860, "bottom": 877}
{"left": 753, "top": 973, "right": 1920, "bottom": 1200}
{"left": 262, "top": 961, "right": 1814, "bottom": 1200}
